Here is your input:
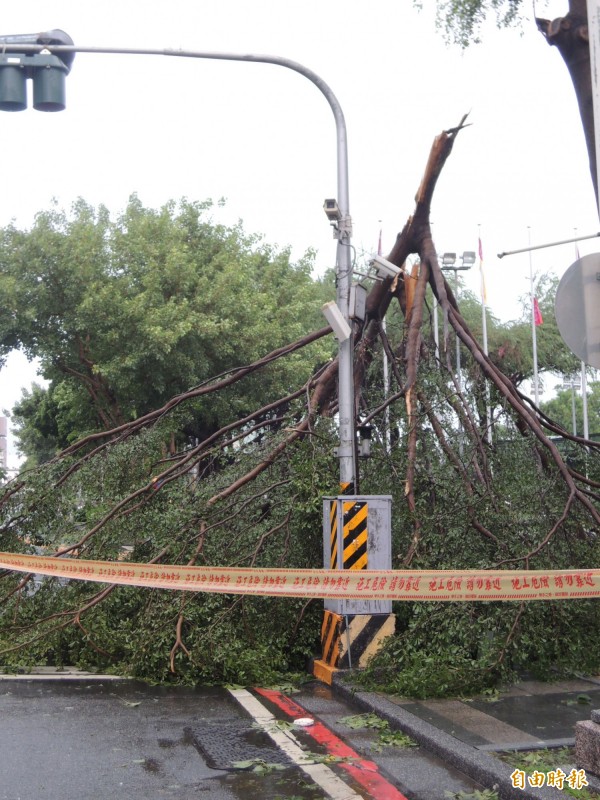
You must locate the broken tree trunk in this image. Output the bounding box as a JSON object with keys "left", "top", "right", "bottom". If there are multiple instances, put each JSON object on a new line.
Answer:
{"left": 537, "top": 0, "right": 598, "bottom": 205}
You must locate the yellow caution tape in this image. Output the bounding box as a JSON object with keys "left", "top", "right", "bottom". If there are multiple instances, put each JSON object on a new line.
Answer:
{"left": 1, "top": 551, "right": 600, "bottom": 601}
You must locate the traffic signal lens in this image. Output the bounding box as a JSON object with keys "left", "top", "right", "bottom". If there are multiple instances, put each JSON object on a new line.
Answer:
{"left": 0, "top": 65, "right": 26, "bottom": 111}
{"left": 33, "top": 66, "right": 66, "bottom": 111}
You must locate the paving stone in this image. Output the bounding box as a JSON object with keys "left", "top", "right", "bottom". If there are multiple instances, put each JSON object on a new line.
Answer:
{"left": 576, "top": 719, "right": 600, "bottom": 777}
{"left": 421, "top": 699, "right": 542, "bottom": 745}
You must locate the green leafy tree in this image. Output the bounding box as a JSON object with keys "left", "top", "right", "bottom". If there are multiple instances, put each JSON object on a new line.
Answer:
{"left": 459, "top": 273, "right": 580, "bottom": 386}
{"left": 10, "top": 384, "right": 64, "bottom": 468}
{"left": 423, "top": 0, "right": 525, "bottom": 46}
{"left": 0, "top": 196, "right": 334, "bottom": 464}
{"left": 541, "top": 379, "right": 600, "bottom": 436}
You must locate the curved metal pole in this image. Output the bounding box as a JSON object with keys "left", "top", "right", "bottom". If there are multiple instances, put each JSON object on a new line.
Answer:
{"left": 3, "top": 42, "right": 356, "bottom": 490}
{"left": 497, "top": 231, "right": 600, "bottom": 259}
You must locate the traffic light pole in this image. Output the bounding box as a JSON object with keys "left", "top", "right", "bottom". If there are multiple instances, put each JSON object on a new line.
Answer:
{"left": 0, "top": 37, "right": 357, "bottom": 493}
{"left": 1, "top": 35, "right": 399, "bottom": 682}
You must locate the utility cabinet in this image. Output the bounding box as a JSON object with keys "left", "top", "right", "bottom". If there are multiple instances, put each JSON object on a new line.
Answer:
{"left": 322, "top": 495, "right": 392, "bottom": 616}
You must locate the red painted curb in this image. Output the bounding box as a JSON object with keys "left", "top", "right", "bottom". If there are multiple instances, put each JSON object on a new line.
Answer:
{"left": 255, "top": 687, "right": 410, "bottom": 800}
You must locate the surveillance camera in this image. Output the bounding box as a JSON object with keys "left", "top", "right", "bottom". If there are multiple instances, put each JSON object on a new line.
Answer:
{"left": 322, "top": 301, "right": 352, "bottom": 342}
{"left": 323, "top": 198, "right": 342, "bottom": 222}
{"left": 370, "top": 254, "right": 402, "bottom": 279}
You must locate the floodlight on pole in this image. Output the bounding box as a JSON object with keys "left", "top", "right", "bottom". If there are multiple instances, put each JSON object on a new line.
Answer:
{"left": 461, "top": 251, "right": 476, "bottom": 268}
{"left": 441, "top": 250, "right": 475, "bottom": 394}
{"left": 441, "top": 250, "right": 476, "bottom": 271}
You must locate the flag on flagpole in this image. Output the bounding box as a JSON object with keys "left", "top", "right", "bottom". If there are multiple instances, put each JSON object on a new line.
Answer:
{"left": 377, "top": 228, "right": 383, "bottom": 256}
{"left": 533, "top": 297, "right": 543, "bottom": 326}
{"left": 478, "top": 237, "right": 487, "bottom": 305}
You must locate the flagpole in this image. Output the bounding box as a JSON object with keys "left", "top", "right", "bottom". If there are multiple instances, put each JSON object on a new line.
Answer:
{"left": 478, "top": 226, "right": 492, "bottom": 443}
{"left": 528, "top": 226, "right": 540, "bottom": 407}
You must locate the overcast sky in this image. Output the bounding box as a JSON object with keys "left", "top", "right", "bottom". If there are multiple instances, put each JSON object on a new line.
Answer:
{"left": 0, "top": 0, "right": 597, "bottom": 465}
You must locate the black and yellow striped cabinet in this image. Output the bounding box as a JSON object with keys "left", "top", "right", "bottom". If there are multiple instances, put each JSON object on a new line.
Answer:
{"left": 314, "top": 495, "right": 395, "bottom": 682}
{"left": 322, "top": 495, "right": 392, "bottom": 616}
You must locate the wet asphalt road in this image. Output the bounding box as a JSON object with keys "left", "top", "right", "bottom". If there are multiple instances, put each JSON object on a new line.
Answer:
{"left": 0, "top": 674, "right": 484, "bottom": 800}
{"left": 0, "top": 679, "right": 242, "bottom": 800}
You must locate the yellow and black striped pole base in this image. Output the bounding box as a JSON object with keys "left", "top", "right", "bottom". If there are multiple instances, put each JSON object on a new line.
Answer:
{"left": 312, "top": 610, "right": 395, "bottom": 685}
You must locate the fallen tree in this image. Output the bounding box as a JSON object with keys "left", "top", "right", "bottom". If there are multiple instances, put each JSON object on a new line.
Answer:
{"left": 1, "top": 119, "right": 599, "bottom": 690}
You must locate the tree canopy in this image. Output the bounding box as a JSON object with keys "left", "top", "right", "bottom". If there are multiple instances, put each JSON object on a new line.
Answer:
{"left": 540, "top": 378, "right": 600, "bottom": 436}
{"left": 0, "top": 196, "right": 334, "bottom": 465}
{"left": 455, "top": 273, "right": 580, "bottom": 387}
{"left": 423, "top": 0, "right": 525, "bottom": 47}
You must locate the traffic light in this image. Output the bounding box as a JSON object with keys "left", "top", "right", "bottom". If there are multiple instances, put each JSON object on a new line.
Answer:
{"left": 0, "top": 30, "right": 74, "bottom": 111}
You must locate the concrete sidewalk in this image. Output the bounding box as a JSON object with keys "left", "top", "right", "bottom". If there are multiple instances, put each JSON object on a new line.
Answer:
{"left": 332, "top": 674, "right": 600, "bottom": 800}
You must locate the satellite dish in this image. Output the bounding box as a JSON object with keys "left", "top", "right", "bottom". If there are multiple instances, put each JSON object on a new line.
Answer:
{"left": 555, "top": 253, "right": 600, "bottom": 369}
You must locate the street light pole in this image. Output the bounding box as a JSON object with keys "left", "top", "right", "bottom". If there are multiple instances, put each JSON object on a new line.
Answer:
{"left": 441, "top": 251, "right": 476, "bottom": 391}
{"left": 3, "top": 36, "right": 402, "bottom": 678}
{"left": 0, "top": 37, "right": 356, "bottom": 492}
{"left": 441, "top": 251, "right": 476, "bottom": 456}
